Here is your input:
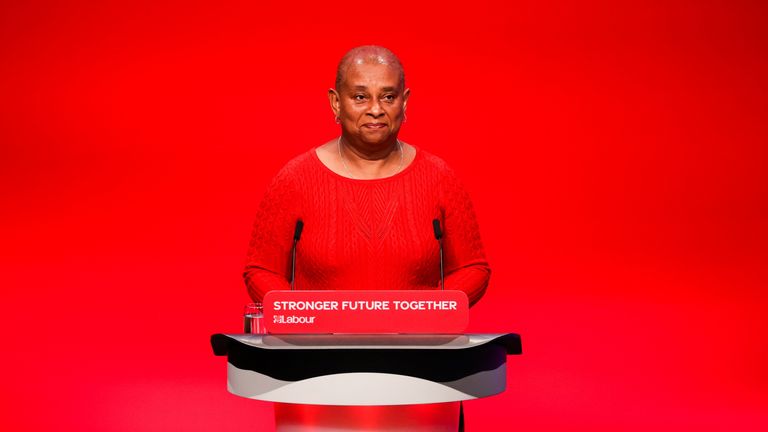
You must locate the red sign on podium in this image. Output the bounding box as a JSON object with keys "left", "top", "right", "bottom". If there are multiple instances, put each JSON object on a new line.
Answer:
{"left": 263, "top": 290, "right": 469, "bottom": 334}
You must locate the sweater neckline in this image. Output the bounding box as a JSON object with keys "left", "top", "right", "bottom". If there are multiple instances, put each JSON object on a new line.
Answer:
{"left": 311, "top": 143, "right": 422, "bottom": 183}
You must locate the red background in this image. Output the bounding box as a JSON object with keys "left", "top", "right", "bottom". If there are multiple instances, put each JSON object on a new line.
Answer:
{"left": 2, "top": 1, "right": 767, "bottom": 430}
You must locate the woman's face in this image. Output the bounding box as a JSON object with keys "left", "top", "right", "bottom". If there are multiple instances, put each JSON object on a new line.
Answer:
{"left": 330, "top": 62, "right": 409, "bottom": 147}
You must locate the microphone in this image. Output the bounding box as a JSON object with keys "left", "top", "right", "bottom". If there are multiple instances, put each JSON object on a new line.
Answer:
{"left": 432, "top": 219, "right": 445, "bottom": 290}
{"left": 432, "top": 219, "right": 443, "bottom": 240}
{"left": 294, "top": 219, "right": 304, "bottom": 241}
{"left": 291, "top": 220, "right": 304, "bottom": 290}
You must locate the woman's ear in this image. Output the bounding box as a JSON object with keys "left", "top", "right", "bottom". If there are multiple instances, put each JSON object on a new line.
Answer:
{"left": 328, "top": 88, "right": 341, "bottom": 117}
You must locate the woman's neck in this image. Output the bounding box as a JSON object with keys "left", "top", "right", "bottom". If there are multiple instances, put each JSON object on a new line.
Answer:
{"left": 338, "top": 136, "right": 403, "bottom": 179}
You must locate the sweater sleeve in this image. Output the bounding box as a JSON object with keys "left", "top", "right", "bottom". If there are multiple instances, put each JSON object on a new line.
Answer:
{"left": 439, "top": 165, "right": 491, "bottom": 307}
{"left": 243, "top": 162, "right": 302, "bottom": 302}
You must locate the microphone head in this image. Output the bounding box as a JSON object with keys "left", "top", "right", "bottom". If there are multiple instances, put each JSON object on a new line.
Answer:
{"left": 432, "top": 219, "right": 443, "bottom": 240}
{"left": 294, "top": 220, "right": 304, "bottom": 241}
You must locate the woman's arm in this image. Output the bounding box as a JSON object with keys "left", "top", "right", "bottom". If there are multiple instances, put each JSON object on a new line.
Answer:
{"left": 440, "top": 166, "right": 491, "bottom": 306}
{"left": 243, "top": 165, "right": 301, "bottom": 302}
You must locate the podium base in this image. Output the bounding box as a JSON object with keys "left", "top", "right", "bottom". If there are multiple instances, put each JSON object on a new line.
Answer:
{"left": 274, "top": 402, "right": 460, "bottom": 431}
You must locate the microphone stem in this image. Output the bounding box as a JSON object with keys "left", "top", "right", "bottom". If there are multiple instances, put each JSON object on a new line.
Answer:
{"left": 291, "top": 239, "right": 298, "bottom": 290}
{"left": 439, "top": 238, "right": 445, "bottom": 290}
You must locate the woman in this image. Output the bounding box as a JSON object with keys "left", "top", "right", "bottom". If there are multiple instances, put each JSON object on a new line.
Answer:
{"left": 244, "top": 46, "right": 488, "bottom": 431}
{"left": 245, "top": 45, "right": 490, "bottom": 305}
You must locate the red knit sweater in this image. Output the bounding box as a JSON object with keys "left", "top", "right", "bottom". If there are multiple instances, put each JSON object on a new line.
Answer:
{"left": 244, "top": 147, "right": 490, "bottom": 306}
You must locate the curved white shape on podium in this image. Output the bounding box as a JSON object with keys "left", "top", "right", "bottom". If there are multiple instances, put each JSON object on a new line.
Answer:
{"left": 227, "top": 363, "right": 507, "bottom": 405}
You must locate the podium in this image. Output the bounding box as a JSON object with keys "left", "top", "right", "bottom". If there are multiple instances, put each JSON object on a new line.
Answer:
{"left": 211, "top": 333, "right": 521, "bottom": 405}
{"left": 212, "top": 292, "right": 521, "bottom": 430}
{"left": 211, "top": 333, "right": 522, "bottom": 430}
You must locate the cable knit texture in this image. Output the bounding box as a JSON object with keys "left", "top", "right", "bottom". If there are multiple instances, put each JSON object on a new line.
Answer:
{"left": 244, "top": 147, "right": 490, "bottom": 306}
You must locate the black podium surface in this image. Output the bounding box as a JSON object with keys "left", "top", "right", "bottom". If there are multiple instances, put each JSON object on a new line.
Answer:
{"left": 211, "top": 333, "right": 522, "bottom": 406}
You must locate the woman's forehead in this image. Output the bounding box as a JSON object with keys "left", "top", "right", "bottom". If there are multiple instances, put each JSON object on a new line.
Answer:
{"left": 339, "top": 62, "right": 403, "bottom": 90}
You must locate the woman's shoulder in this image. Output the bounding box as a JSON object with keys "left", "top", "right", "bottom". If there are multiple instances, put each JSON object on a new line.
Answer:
{"left": 280, "top": 148, "right": 317, "bottom": 172}
{"left": 259, "top": 149, "right": 322, "bottom": 196}
{"left": 412, "top": 147, "right": 458, "bottom": 179}
{"left": 270, "top": 148, "right": 322, "bottom": 180}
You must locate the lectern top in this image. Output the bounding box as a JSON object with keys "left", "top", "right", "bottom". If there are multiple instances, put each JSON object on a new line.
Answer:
{"left": 212, "top": 333, "right": 522, "bottom": 356}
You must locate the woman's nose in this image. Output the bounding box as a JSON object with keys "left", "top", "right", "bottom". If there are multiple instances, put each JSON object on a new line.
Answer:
{"left": 368, "top": 100, "right": 384, "bottom": 117}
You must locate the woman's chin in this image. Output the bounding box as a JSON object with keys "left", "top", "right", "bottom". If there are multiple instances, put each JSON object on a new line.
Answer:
{"left": 358, "top": 130, "right": 396, "bottom": 145}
